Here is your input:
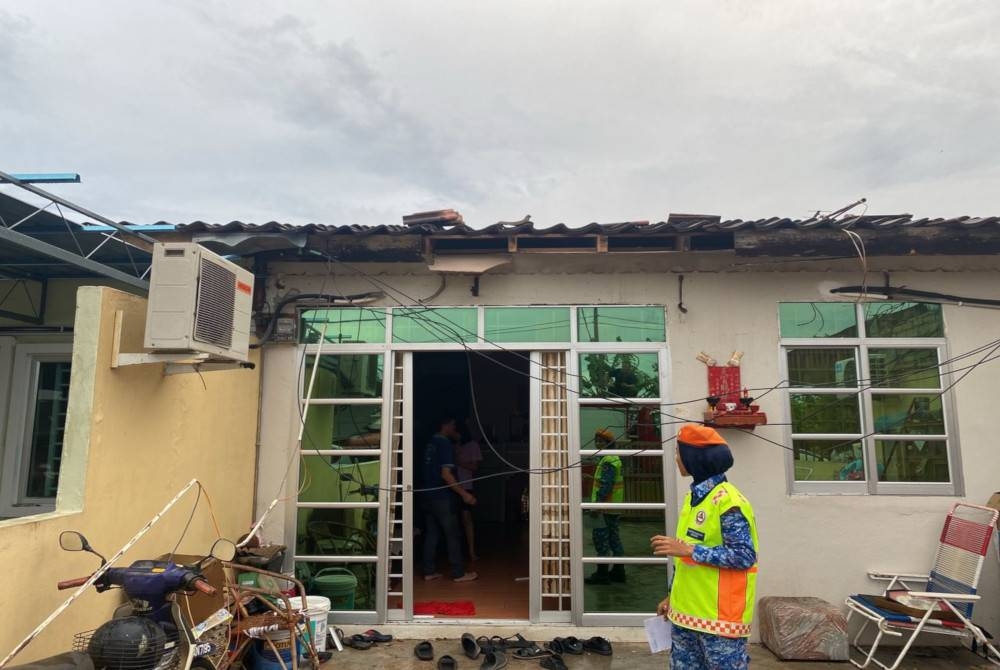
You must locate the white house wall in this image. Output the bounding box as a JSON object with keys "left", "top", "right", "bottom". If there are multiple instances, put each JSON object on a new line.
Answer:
{"left": 255, "top": 255, "right": 1000, "bottom": 637}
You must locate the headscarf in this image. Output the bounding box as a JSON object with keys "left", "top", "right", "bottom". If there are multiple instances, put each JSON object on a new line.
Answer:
{"left": 677, "top": 423, "right": 733, "bottom": 484}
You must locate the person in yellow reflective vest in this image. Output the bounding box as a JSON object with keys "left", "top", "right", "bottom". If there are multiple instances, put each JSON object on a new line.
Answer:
{"left": 651, "top": 424, "right": 759, "bottom": 670}
{"left": 585, "top": 428, "right": 626, "bottom": 585}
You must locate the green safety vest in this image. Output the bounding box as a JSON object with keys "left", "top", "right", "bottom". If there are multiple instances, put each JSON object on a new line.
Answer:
{"left": 668, "top": 481, "right": 759, "bottom": 638}
{"left": 590, "top": 455, "right": 624, "bottom": 504}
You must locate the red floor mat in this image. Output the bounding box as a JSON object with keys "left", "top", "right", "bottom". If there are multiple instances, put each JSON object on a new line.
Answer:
{"left": 413, "top": 600, "right": 476, "bottom": 616}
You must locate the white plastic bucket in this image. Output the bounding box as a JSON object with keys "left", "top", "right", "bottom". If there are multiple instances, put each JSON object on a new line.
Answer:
{"left": 278, "top": 595, "right": 331, "bottom": 653}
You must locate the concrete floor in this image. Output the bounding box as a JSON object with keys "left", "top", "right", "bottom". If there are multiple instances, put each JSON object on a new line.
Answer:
{"left": 321, "top": 637, "right": 994, "bottom": 669}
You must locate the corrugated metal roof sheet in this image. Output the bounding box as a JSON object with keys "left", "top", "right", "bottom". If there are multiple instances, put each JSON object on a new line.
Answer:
{"left": 173, "top": 214, "right": 1000, "bottom": 236}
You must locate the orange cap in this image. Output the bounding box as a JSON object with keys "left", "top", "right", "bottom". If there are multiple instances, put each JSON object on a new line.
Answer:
{"left": 677, "top": 423, "right": 726, "bottom": 448}
{"left": 595, "top": 428, "right": 615, "bottom": 443}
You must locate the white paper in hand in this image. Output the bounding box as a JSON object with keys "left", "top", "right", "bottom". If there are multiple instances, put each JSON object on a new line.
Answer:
{"left": 644, "top": 615, "right": 672, "bottom": 653}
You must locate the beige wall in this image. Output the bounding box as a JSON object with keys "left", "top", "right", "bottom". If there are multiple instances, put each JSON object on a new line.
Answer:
{"left": 257, "top": 253, "right": 1000, "bottom": 635}
{"left": 0, "top": 286, "right": 259, "bottom": 661}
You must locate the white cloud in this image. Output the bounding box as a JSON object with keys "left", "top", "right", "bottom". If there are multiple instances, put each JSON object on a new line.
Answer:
{"left": 2, "top": 0, "right": 998, "bottom": 226}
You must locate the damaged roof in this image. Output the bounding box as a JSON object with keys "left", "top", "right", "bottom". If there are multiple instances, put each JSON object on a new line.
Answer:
{"left": 173, "top": 213, "right": 1000, "bottom": 236}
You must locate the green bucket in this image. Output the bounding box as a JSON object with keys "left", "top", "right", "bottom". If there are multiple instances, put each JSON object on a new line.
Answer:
{"left": 310, "top": 567, "right": 357, "bottom": 610}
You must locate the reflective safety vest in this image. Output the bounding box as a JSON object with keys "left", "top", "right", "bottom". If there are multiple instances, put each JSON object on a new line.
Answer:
{"left": 590, "top": 455, "right": 624, "bottom": 504}
{"left": 668, "top": 481, "right": 759, "bottom": 638}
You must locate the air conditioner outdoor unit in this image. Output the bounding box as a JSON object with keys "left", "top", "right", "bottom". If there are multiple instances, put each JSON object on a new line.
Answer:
{"left": 144, "top": 243, "right": 253, "bottom": 362}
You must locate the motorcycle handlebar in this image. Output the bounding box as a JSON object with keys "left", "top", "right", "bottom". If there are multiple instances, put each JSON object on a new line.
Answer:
{"left": 57, "top": 576, "right": 91, "bottom": 590}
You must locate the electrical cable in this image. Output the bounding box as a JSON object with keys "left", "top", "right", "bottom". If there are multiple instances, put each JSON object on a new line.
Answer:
{"left": 831, "top": 285, "right": 1000, "bottom": 309}
{"left": 287, "top": 253, "right": 1000, "bottom": 492}
{"left": 252, "top": 290, "right": 385, "bottom": 349}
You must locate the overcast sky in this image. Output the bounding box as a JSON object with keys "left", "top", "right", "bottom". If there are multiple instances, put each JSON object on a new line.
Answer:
{"left": 2, "top": 1, "right": 998, "bottom": 227}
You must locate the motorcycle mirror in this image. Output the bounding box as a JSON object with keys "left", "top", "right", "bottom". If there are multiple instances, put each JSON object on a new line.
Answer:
{"left": 59, "top": 531, "right": 89, "bottom": 552}
{"left": 209, "top": 538, "right": 237, "bottom": 562}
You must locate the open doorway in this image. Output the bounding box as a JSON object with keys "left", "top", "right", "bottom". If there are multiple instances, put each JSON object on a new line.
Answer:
{"left": 411, "top": 351, "right": 530, "bottom": 619}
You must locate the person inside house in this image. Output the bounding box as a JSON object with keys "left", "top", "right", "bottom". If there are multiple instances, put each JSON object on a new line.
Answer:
{"left": 421, "top": 414, "right": 478, "bottom": 583}
{"left": 652, "top": 423, "right": 759, "bottom": 670}
{"left": 455, "top": 419, "right": 484, "bottom": 562}
{"left": 585, "top": 428, "right": 626, "bottom": 585}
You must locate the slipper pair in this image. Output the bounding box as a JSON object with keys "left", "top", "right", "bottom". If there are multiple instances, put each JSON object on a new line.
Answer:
{"left": 545, "top": 637, "right": 583, "bottom": 655}
{"left": 341, "top": 628, "right": 393, "bottom": 650}
{"left": 582, "top": 636, "right": 613, "bottom": 656}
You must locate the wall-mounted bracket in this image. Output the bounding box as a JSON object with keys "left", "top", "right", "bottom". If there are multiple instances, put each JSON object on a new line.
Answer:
{"left": 111, "top": 310, "right": 255, "bottom": 375}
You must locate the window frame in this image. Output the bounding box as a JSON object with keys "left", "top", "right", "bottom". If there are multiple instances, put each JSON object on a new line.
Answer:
{"left": 779, "top": 305, "right": 962, "bottom": 496}
{"left": 0, "top": 341, "right": 75, "bottom": 517}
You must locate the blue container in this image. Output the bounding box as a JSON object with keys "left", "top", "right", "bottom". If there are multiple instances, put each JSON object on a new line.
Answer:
{"left": 251, "top": 637, "right": 300, "bottom": 670}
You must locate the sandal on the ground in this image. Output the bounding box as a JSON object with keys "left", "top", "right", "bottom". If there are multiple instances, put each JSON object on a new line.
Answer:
{"left": 582, "top": 636, "right": 613, "bottom": 656}
{"left": 437, "top": 655, "right": 457, "bottom": 670}
{"left": 551, "top": 637, "right": 583, "bottom": 655}
{"left": 480, "top": 651, "right": 508, "bottom": 670}
{"left": 476, "top": 636, "right": 495, "bottom": 654}
{"left": 498, "top": 634, "right": 532, "bottom": 649}
{"left": 511, "top": 644, "right": 550, "bottom": 659}
{"left": 346, "top": 634, "right": 373, "bottom": 650}
{"left": 540, "top": 654, "right": 567, "bottom": 670}
{"left": 415, "top": 640, "right": 434, "bottom": 661}
{"left": 361, "top": 629, "right": 393, "bottom": 643}
{"left": 462, "top": 632, "right": 481, "bottom": 658}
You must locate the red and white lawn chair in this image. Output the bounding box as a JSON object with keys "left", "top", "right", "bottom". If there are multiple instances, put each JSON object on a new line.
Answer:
{"left": 845, "top": 502, "right": 1000, "bottom": 669}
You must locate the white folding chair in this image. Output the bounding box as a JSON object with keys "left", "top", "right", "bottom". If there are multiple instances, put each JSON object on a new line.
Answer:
{"left": 845, "top": 502, "right": 1000, "bottom": 669}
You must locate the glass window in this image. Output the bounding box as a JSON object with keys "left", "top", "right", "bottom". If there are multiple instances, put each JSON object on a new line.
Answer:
{"left": 864, "top": 303, "right": 944, "bottom": 338}
{"left": 871, "top": 394, "right": 945, "bottom": 435}
{"left": 792, "top": 439, "right": 865, "bottom": 481}
{"left": 294, "top": 561, "right": 376, "bottom": 611}
{"left": 303, "top": 404, "right": 382, "bottom": 451}
{"left": 579, "top": 353, "right": 659, "bottom": 398}
{"left": 300, "top": 308, "right": 386, "bottom": 344}
{"left": 305, "top": 355, "right": 383, "bottom": 398}
{"left": 24, "top": 361, "right": 72, "bottom": 499}
{"left": 579, "top": 405, "right": 662, "bottom": 451}
{"left": 869, "top": 348, "right": 940, "bottom": 388}
{"left": 484, "top": 307, "right": 571, "bottom": 342}
{"left": 787, "top": 348, "right": 857, "bottom": 387}
{"left": 781, "top": 302, "right": 954, "bottom": 494}
{"left": 583, "top": 563, "right": 668, "bottom": 613}
{"left": 789, "top": 393, "right": 861, "bottom": 434}
{"left": 392, "top": 307, "right": 477, "bottom": 343}
{"left": 296, "top": 507, "right": 378, "bottom": 556}
{"left": 582, "top": 511, "right": 665, "bottom": 558}
{"left": 580, "top": 455, "right": 664, "bottom": 504}
{"left": 577, "top": 307, "right": 665, "bottom": 342}
{"left": 779, "top": 303, "right": 857, "bottom": 338}
{"left": 298, "top": 455, "right": 381, "bottom": 504}
{"left": 875, "top": 440, "right": 950, "bottom": 482}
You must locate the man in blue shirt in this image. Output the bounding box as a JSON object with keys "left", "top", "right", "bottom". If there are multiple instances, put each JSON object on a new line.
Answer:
{"left": 422, "top": 416, "right": 478, "bottom": 582}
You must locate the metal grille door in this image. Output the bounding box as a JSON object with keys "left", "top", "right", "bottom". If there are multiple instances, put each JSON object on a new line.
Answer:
{"left": 532, "top": 351, "right": 572, "bottom": 619}
{"left": 383, "top": 352, "right": 410, "bottom": 619}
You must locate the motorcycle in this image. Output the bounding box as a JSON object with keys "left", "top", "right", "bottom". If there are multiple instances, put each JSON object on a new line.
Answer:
{"left": 11, "top": 531, "right": 236, "bottom": 670}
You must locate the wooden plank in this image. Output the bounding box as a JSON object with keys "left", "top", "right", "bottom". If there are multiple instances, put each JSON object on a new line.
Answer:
{"left": 735, "top": 226, "right": 1000, "bottom": 257}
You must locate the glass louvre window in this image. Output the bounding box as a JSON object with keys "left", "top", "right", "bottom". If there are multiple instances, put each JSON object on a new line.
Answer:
{"left": 780, "top": 302, "right": 955, "bottom": 494}
{"left": 484, "top": 307, "right": 571, "bottom": 342}
{"left": 578, "top": 306, "right": 665, "bottom": 342}
{"left": 392, "top": 307, "right": 477, "bottom": 343}
{"left": 300, "top": 308, "right": 386, "bottom": 344}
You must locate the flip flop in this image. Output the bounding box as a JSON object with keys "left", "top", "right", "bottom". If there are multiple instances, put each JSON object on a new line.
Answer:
{"left": 415, "top": 640, "right": 434, "bottom": 661}
{"left": 498, "top": 634, "right": 532, "bottom": 649}
{"left": 544, "top": 639, "right": 564, "bottom": 655}
{"left": 362, "top": 629, "right": 393, "bottom": 643}
{"left": 480, "top": 651, "right": 507, "bottom": 670}
{"left": 437, "top": 655, "right": 457, "bottom": 670}
{"left": 346, "top": 634, "right": 373, "bottom": 650}
{"left": 539, "top": 655, "right": 567, "bottom": 670}
{"left": 551, "top": 637, "right": 583, "bottom": 655}
{"left": 476, "top": 636, "right": 496, "bottom": 654}
{"left": 582, "top": 636, "right": 613, "bottom": 656}
{"left": 511, "top": 644, "right": 550, "bottom": 659}
{"left": 462, "top": 633, "right": 481, "bottom": 659}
